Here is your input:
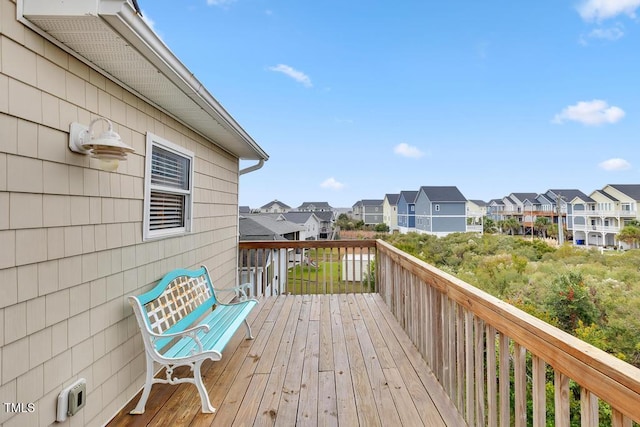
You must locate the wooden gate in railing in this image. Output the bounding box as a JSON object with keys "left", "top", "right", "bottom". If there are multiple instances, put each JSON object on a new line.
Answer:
{"left": 238, "top": 240, "right": 377, "bottom": 296}
{"left": 375, "top": 239, "right": 640, "bottom": 427}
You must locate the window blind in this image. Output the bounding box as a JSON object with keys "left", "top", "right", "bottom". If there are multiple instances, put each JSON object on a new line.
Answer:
{"left": 149, "top": 191, "right": 185, "bottom": 230}
{"left": 148, "top": 145, "right": 190, "bottom": 231}
{"left": 151, "top": 146, "right": 190, "bottom": 190}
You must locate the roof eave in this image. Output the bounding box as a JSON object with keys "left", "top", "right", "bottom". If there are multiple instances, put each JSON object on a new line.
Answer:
{"left": 19, "top": 0, "right": 269, "bottom": 161}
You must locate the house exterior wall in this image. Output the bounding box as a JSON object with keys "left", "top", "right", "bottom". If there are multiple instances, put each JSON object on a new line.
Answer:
{"left": 432, "top": 216, "right": 467, "bottom": 234}
{"left": 259, "top": 202, "right": 289, "bottom": 213}
{"left": 363, "top": 205, "right": 383, "bottom": 225}
{"left": 0, "top": 5, "right": 241, "bottom": 426}
{"left": 601, "top": 186, "right": 638, "bottom": 212}
{"left": 382, "top": 199, "right": 398, "bottom": 230}
{"left": 415, "top": 191, "right": 466, "bottom": 235}
{"left": 396, "top": 197, "right": 415, "bottom": 231}
{"left": 301, "top": 217, "right": 320, "bottom": 240}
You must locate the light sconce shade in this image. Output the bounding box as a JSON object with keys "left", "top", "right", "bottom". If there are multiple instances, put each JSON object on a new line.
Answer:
{"left": 69, "top": 118, "right": 135, "bottom": 171}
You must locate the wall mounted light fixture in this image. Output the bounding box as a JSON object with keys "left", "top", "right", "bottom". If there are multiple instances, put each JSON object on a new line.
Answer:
{"left": 69, "top": 118, "right": 135, "bottom": 171}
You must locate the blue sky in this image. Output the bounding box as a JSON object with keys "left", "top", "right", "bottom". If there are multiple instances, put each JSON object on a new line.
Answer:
{"left": 141, "top": 0, "right": 640, "bottom": 208}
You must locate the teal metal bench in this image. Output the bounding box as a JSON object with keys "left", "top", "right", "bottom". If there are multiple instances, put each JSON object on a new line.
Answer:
{"left": 128, "top": 266, "right": 258, "bottom": 414}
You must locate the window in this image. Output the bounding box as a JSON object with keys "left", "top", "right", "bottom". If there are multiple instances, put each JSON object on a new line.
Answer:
{"left": 143, "top": 133, "right": 194, "bottom": 240}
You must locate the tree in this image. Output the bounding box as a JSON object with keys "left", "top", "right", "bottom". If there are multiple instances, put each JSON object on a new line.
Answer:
{"left": 502, "top": 218, "right": 520, "bottom": 235}
{"left": 534, "top": 217, "right": 551, "bottom": 238}
{"left": 483, "top": 217, "right": 497, "bottom": 234}
{"left": 617, "top": 224, "right": 640, "bottom": 249}
{"left": 374, "top": 223, "right": 389, "bottom": 232}
{"left": 546, "top": 272, "right": 598, "bottom": 334}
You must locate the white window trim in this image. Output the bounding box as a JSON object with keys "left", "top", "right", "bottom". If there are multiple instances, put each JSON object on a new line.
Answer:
{"left": 143, "top": 133, "right": 195, "bottom": 241}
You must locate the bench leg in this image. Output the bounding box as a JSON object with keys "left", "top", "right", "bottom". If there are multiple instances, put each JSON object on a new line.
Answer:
{"left": 194, "top": 360, "right": 216, "bottom": 413}
{"left": 130, "top": 354, "right": 155, "bottom": 414}
{"left": 244, "top": 318, "right": 254, "bottom": 340}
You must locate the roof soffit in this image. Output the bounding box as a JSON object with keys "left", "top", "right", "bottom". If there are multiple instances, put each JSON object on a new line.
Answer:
{"left": 19, "top": 0, "right": 268, "bottom": 161}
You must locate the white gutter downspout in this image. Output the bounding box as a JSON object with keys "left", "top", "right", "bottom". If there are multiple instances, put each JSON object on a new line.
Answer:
{"left": 239, "top": 159, "right": 265, "bottom": 176}
{"left": 236, "top": 159, "right": 265, "bottom": 295}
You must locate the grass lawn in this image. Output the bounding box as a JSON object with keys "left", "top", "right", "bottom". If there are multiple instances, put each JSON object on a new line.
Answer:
{"left": 286, "top": 259, "right": 375, "bottom": 294}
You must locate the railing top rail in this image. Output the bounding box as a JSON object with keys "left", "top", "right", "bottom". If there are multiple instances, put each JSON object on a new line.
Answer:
{"left": 374, "top": 238, "right": 640, "bottom": 420}
{"left": 239, "top": 239, "right": 377, "bottom": 250}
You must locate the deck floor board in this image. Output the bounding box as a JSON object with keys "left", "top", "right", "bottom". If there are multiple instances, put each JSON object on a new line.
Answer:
{"left": 108, "top": 294, "right": 462, "bottom": 426}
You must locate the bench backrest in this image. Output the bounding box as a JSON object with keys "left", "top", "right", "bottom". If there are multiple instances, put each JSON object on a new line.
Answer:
{"left": 130, "top": 267, "right": 217, "bottom": 350}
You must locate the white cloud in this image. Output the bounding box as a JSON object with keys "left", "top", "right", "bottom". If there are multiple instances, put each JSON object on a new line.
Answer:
{"left": 394, "top": 143, "right": 425, "bottom": 159}
{"left": 207, "top": 0, "right": 237, "bottom": 6}
{"left": 320, "top": 177, "right": 344, "bottom": 190}
{"left": 588, "top": 26, "right": 624, "bottom": 40}
{"left": 599, "top": 158, "right": 631, "bottom": 171}
{"left": 577, "top": 0, "right": 640, "bottom": 21}
{"left": 552, "top": 100, "right": 625, "bottom": 126}
{"left": 268, "top": 64, "right": 312, "bottom": 87}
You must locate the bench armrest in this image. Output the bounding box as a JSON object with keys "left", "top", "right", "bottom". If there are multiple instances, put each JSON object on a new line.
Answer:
{"left": 148, "top": 324, "right": 211, "bottom": 355}
{"left": 215, "top": 283, "right": 252, "bottom": 301}
{"left": 147, "top": 323, "right": 210, "bottom": 340}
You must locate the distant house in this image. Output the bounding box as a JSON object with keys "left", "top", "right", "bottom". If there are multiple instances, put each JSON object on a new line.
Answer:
{"left": 281, "top": 211, "right": 322, "bottom": 240}
{"left": 467, "top": 199, "right": 487, "bottom": 232}
{"left": 239, "top": 216, "right": 289, "bottom": 241}
{"left": 467, "top": 200, "right": 487, "bottom": 216}
{"left": 358, "top": 199, "right": 384, "bottom": 225}
{"left": 312, "top": 211, "right": 336, "bottom": 239}
{"left": 571, "top": 184, "right": 640, "bottom": 249}
{"left": 545, "top": 189, "right": 590, "bottom": 231}
{"left": 414, "top": 186, "right": 468, "bottom": 236}
{"left": 238, "top": 216, "right": 289, "bottom": 296}
{"left": 351, "top": 200, "right": 363, "bottom": 220}
{"left": 294, "top": 202, "right": 335, "bottom": 238}
{"left": 487, "top": 199, "right": 506, "bottom": 222}
{"left": 239, "top": 205, "right": 252, "bottom": 214}
{"left": 297, "top": 201, "right": 333, "bottom": 212}
{"left": 383, "top": 194, "right": 400, "bottom": 231}
{"left": 363, "top": 199, "right": 384, "bottom": 225}
{"left": 243, "top": 214, "right": 304, "bottom": 240}
{"left": 500, "top": 192, "right": 538, "bottom": 233}
{"left": 259, "top": 199, "right": 292, "bottom": 213}
{"left": 397, "top": 191, "right": 418, "bottom": 233}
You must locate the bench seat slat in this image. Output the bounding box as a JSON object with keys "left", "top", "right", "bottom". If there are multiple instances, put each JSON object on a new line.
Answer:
{"left": 161, "top": 300, "right": 258, "bottom": 359}
{"left": 152, "top": 297, "right": 217, "bottom": 350}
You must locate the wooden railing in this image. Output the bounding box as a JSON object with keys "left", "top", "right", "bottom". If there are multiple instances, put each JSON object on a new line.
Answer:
{"left": 239, "top": 239, "right": 640, "bottom": 425}
{"left": 238, "top": 240, "right": 377, "bottom": 296}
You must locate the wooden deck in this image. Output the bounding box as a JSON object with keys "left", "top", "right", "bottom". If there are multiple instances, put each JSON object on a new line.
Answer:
{"left": 108, "top": 294, "right": 465, "bottom": 426}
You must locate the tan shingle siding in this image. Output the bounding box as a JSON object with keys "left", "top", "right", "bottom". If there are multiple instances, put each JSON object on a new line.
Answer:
{"left": 1, "top": 5, "right": 243, "bottom": 425}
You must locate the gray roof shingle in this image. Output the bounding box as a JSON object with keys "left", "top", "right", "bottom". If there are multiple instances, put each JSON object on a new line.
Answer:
{"left": 419, "top": 186, "right": 467, "bottom": 202}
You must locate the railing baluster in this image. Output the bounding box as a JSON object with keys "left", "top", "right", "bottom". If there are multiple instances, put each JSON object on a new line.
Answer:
{"left": 532, "top": 355, "right": 546, "bottom": 427}
{"left": 580, "top": 388, "right": 598, "bottom": 427}
{"left": 555, "top": 372, "right": 570, "bottom": 427}
{"left": 465, "top": 311, "right": 475, "bottom": 425}
{"left": 612, "top": 410, "right": 632, "bottom": 427}
{"left": 514, "top": 343, "right": 527, "bottom": 427}
{"left": 486, "top": 325, "right": 497, "bottom": 427}
{"left": 456, "top": 303, "right": 465, "bottom": 412}
{"left": 499, "top": 333, "right": 510, "bottom": 427}
{"left": 475, "top": 317, "right": 485, "bottom": 427}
